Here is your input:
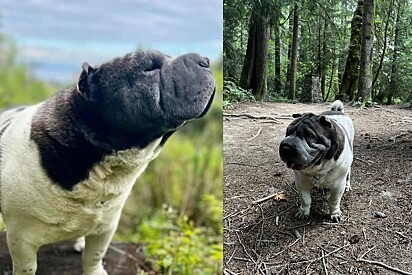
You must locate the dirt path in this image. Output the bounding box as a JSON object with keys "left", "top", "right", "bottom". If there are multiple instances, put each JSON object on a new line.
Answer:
{"left": 223, "top": 102, "right": 412, "bottom": 274}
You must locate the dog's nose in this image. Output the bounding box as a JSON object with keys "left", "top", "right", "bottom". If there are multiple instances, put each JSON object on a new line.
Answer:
{"left": 279, "top": 141, "right": 296, "bottom": 159}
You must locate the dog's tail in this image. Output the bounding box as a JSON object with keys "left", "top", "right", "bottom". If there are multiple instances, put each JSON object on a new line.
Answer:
{"left": 330, "top": 100, "right": 344, "bottom": 112}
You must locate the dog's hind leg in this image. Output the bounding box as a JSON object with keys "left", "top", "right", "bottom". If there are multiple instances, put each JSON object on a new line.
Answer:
{"left": 345, "top": 168, "right": 352, "bottom": 192}
{"left": 73, "top": 236, "right": 85, "bottom": 253}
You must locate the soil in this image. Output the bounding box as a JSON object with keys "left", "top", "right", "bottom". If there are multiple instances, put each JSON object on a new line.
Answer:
{"left": 223, "top": 102, "right": 412, "bottom": 275}
{"left": 0, "top": 233, "right": 154, "bottom": 275}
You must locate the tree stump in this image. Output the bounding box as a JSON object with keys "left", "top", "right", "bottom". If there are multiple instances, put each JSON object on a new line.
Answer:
{"left": 301, "top": 74, "right": 322, "bottom": 103}
{"left": 0, "top": 233, "right": 154, "bottom": 275}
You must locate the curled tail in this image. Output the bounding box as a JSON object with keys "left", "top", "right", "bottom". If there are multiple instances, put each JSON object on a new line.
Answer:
{"left": 331, "top": 100, "right": 344, "bottom": 112}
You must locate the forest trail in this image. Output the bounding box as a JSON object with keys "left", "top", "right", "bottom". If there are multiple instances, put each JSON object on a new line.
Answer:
{"left": 223, "top": 102, "right": 412, "bottom": 274}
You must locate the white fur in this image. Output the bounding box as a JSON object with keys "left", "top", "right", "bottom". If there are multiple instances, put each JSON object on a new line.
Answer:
{"left": 0, "top": 104, "right": 163, "bottom": 275}
{"left": 294, "top": 111, "right": 354, "bottom": 222}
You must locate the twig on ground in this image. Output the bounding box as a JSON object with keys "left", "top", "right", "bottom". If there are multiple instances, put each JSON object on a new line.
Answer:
{"left": 354, "top": 157, "right": 373, "bottom": 165}
{"left": 224, "top": 268, "right": 237, "bottom": 275}
{"left": 235, "top": 231, "right": 256, "bottom": 264}
{"left": 362, "top": 227, "right": 368, "bottom": 240}
{"left": 291, "top": 243, "right": 350, "bottom": 266}
{"left": 357, "top": 258, "right": 412, "bottom": 275}
{"left": 321, "top": 250, "right": 328, "bottom": 275}
{"left": 252, "top": 192, "right": 285, "bottom": 205}
{"left": 226, "top": 247, "right": 237, "bottom": 266}
{"left": 357, "top": 246, "right": 375, "bottom": 260}
{"left": 108, "top": 245, "right": 150, "bottom": 270}
{"left": 257, "top": 204, "right": 265, "bottom": 249}
{"left": 248, "top": 127, "right": 262, "bottom": 141}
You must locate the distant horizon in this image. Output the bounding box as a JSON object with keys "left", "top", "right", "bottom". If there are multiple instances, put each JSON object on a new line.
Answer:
{"left": 0, "top": 0, "right": 223, "bottom": 84}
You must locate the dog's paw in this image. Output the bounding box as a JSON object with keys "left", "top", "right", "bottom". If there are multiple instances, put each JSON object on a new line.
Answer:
{"left": 330, "top": 213, "right": 343, "bottom": 223}
{"left": 295, "top": 209, "right": 309, "bottom": 220}
{"left": 83, "top": 266, "right": 108, "bottom": 275}
{"left": 73, "top": 237, "right": 85, "bottom": 253}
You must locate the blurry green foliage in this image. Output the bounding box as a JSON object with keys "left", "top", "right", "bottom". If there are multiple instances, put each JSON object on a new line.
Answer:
{"left": 0, "top": 38, "right": 56, "bottom": 107}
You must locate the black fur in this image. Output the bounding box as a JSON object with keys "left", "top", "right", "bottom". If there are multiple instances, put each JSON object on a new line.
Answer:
{"left": 29, "top": 51, "right": 215, "bottom": 190}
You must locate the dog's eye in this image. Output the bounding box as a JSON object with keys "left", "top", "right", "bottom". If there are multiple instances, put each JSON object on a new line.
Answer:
{"left": 144, "top": 58, "right": 163, "bottom": 72}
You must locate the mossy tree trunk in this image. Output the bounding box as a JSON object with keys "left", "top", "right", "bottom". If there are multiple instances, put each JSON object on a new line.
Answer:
{"left": 239, "top": 3, "right": 270, "bottom": 101}
{"left": 357, "top": 0, "right": 374, "bottom": 104}
{"left": 288, "top": 3, "right": 299, "bottom": 100}
{"left": 387, "top": 0, "right": 404, "bottom": 105}
{"left": 273, "top": 5, "right": 282, "bottom": 96}
{"left": 338, "top": 0, "right": 363, "bottom": 102}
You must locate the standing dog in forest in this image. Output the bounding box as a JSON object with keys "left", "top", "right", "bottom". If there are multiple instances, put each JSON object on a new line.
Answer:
{"left": 279, "top": 100, "right": 354, "bottom": 222}
{"left": 0, "top": 51, "right": 215, "bottom": 275}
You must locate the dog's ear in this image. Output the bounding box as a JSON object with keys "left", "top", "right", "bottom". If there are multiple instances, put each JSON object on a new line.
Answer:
{"left": 292, "top": 113, "right": 302, "bottom": 118}
{"left": 77, "top": 62, "right": 96, "bottom": 101}
{"left": 320, "top": 116, "right": 332, "bottom": 128}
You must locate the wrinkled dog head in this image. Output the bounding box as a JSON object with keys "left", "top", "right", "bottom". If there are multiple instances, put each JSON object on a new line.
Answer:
{"left": 77, "top": 51, "right": 215, "bottom": 138}
{"left": 279, "top": 113, "right": 343, "bottom": 170}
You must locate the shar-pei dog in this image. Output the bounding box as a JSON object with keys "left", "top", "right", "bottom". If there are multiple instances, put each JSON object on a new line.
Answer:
{"left": 279, "top": 100, "right": 354, "bottom": 222}
{"left": 0, "top": 51, "right": 215, "bottom": 275}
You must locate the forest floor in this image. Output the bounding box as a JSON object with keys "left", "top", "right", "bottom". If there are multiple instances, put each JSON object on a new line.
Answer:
{"left": 0, "top": 233, "right": 155, "bottom": 275}
{"left": 223, "top": 101, "right": 412, "bottom": 274}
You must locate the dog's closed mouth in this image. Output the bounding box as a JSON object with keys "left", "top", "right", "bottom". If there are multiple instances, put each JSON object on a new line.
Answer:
{"left": 197, "top": 87, "right": 215, "bottom": 119}
{"left": 285, "top": 152, "right": 323, "bottom": 170}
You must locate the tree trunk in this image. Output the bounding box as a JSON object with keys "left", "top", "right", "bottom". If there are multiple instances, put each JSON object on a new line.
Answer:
{"left": 321, "top": 20, "right": 328, "bottom": 99}
{"left": 387, "top": 0, "right": 403, "bottom": 105}
{"left": 357, "top": 0, "right": 374, "bottom": 103}
{"left": 240, "top": 11, "right": 256, "bottom": 90}
{"left": 288, "top": 3, "right": 299, "bottom": 100}
{"left": 338, "top": 0, "right": 363, "bottom": 101}
{"left": 239, "top": 5, "right": 270, "bottom": 101}
{"left": 284, "top": 8, "right": 294, "bottom": 94}
{"left": 274, "top": 6, "right": 282, "bottom": 95}
{"left": 371, "top": 0, "right": 394, "bottom": 95}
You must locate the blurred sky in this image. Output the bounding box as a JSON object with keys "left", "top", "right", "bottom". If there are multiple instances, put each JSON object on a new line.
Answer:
{"left": 0, "top": 0, "right": 223, "bottom": 83}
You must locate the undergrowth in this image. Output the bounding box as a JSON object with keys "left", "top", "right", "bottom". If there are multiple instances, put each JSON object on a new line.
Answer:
{"left": 223, "top": 79, "right": 255, "bottom": 107}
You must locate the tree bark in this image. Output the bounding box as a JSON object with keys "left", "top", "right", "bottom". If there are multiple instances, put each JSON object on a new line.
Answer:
{"left": 371, "top": 0, "right": 394, "bottom": 95}
{"left": 274, "top": 6, "right": 282, "bottom": 95}
{"left": 338, "top": 0, "right": 363, "bottom": 101}
{"left": 357, "top": 0, "right": 374, "bottom": 103}
{"left": 387, "top": 0, "right": 403, "bottom": 105}
{"left": 288, "top": 3, "right": 299, "bottom": 100}
{"left": 321, "top": 20, "right": 328, "bottom": 99}
{"left": 284, "top": 8, "right": 294, "bottom": 94}
{"left": 239, "top": 5, "right": 270, "bottom": 101}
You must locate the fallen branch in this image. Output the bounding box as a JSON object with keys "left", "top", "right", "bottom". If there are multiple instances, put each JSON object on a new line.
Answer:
{"left": 354, "top": 157, "right": 373, "bottom": 165}
{"left": 321, "top": 250, "right": 328, "bottom": 275}
{"left": 223, "top": 113, "right": 291, "bottom": 122}
{"left": 357, "top": 258, "right": 412, "bottom": 275}
{"left": 291, "top": 243, "right": 350, "bottom": 266}
{"left": 252, "top": 192, "right": 285, "bottom": 205}
{"left": 235, "top": 231, "right": 256, "bottom": 264}
{"left": 108, "top": 245, "right": 150, "bottom": 270}
{"left": 248, "top": 127, "right": 262, "bottom": 141}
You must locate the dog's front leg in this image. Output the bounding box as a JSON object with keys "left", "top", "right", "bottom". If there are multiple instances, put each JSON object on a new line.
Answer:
{"left": 329, "top": 181, "right": 346, "bottom": 222}
{"left": 82, "top": 225, "right": 118, "bottom": 275}
{"left": 7, "top": 231, "right": 39, "bottom": 275}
